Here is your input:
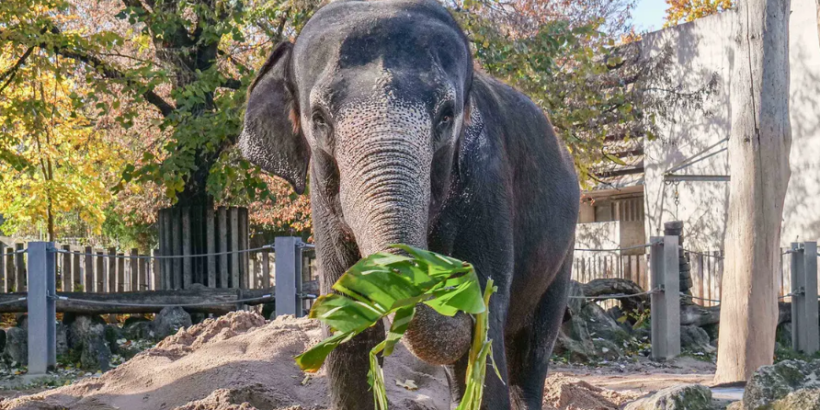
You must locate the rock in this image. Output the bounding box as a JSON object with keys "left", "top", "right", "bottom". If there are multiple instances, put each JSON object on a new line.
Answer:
{"left": 189, "top": 312, "right": 207, "bottom": 325}
{"left": 624, "top": 384, "right": 712, "bottom": 410}
{"left": 104, "top": 324, "right": 124, "bottom": 354}
{"left": 742, "top": 359, "right": 820, "bottom": 410}
{"left": 15, "top": 313, "right": 27, "bottom": 329}
{"left": 56, "top": 323, "right": 68, "bottom": 357}
{"left": 5, "top": 326, "right": 27, "bottom": 365}
{"left": 680, "top": 325, "right": 715, "bottom": 353}
{"left": 554, "top": 301, "right": 597, "bottom": 362}
{"left": 262, "top": 302, "right": 276, "bottom": 320}
{"left": 580, "top": 302, "right": 631, "bottom": 343}
{"left": 726, "top": 402, "right": 742, "bottom": 410}
{"left": 123, "top": 320, "right": 154, "bottom": 341}
{"left": 151, "top": 307, "right": 192, "bottom": 339}
{"left": 776, "top": 322, "right": 792, "bottom": 349}
{"left": 122, "top": 315, "right": 150, "bottom": 328}
{"left": 592, "top": 338, "right": 623, "bottom": 361}
{"left": 768, "top": 388, "right": 820, "bottom": 410}
{"left": 553, "top": 332, "right": 593, "bottom": 363}
{"left": 0, "top": 327, "right": 6, "bottom": 353}
{"left": 69, "top": 316, "right": 111, "bottom": 371}
{"left": 566, "top": 280, "right": 586, "bottom": 316}
{"left": 701, "top": 323, "right": 719, "bottom": 347}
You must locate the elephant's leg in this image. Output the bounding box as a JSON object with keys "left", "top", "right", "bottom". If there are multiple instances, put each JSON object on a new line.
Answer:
{"left": 326, "top": 320, "right": 385, "bottom": 410}
{"left": 444, "top": 353, "right": 468, "bottom": 410}
{"left": 506, "top": 256, "right": 572, "bottom": 410}
{"left": 482, "top": 308, "right": 513, "bottom": 410}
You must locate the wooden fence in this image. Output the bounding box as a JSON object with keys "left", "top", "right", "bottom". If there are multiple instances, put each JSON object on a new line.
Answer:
{"left": 0, "top": 241, "right": 317, "bottom": 294}
{"left": 573, "top": 247, "right": 795, "bottom": 308}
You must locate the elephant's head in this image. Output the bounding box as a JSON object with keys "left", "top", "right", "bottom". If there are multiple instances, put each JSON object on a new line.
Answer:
{"left": 239, "top": 0, "right": 474, "bottom": 364}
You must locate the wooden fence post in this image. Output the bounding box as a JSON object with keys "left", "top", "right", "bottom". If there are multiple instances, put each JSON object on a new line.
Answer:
{"left": 117, "top": 252, "right": 125, "bottom": 293}
{"left": 182, "top": 207, "right": 192, "bottom": 289}
{"left": 130, "top": 249, "right": 139, "bottom": 292}
{"left": 95, "top": 249, "right": 104, "bottom": 293}
{"left": 650, "top": 235, "right": 681, "bottom": 361}
{"left": 72, "top": 247, "right": 81, "bottom": 291}
{"left": 0, "top": 242, "right": 5, "bottom": 293}
{"left": 84, "top": 246, "right": 93, "bottom": 292}
{"left": 61, "top": 244, "right": 71, "bottom": 292}
{"left": 152, "top": 249, "right": 161, "bottom": 290}
{"left": 262, "top": 249, "right": 271, "bottom": 289}
{"left": 207, "top": 207, "right": 216, "bottom": 288}
{"left": 14, "top": 243, "right": 25, "bottom": 291}
{"left": 6, "top": 247, "right": 14, "bottom": 292}
{"left": 27, "top": 242, "right": 56, "bottom": 375}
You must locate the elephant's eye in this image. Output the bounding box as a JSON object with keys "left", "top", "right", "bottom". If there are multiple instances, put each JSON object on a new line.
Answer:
{"left": 312, "top": 111, "right": 328, "bottom": 128}
{"left": 435, "top": 104, "right": 455, "bottom": 141}
{"left": 312, "top": 110, "right": 332, "bottom": 141}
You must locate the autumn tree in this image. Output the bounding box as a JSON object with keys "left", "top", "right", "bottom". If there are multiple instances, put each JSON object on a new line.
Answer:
{"left": 0, "top": 4, "right": 126, "bottom": 241}
{"left": 665, "top": 0, "right": 733, "bottom": 27}
{"left": 1, "top": 0, "right": 318, "bottom": 242}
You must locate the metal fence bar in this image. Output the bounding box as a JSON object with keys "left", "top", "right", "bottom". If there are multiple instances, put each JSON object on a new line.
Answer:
{"left": 274, "top": 237, "right": 303, "bottom": 317}
{"left": 791, "top": 242, "right": 805, "bottom": 351}
{"left": 27, "top": 242, "right": 56, "bottom": 375}
{"left": 650, "top": 235, "right": 680, "bottom": 361}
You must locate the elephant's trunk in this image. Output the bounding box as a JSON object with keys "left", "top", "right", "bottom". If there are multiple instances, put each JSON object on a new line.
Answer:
{"left": 337, "top": 135, "right": 430, "bottom": 256}
{"left": 335, "top": 113, "right": 472, "bottom": 365}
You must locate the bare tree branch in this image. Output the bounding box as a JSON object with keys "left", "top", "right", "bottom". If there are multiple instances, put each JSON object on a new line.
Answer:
{"left": 57, "top": 48, "right": 176, "bottom": 117}
{"left": 0, "top": 46, "right": 35, "bottom": 95}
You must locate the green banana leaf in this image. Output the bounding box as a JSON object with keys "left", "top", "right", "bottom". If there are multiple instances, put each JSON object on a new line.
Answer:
{"left": 295, "top": 245, "right": 498, "bottom": 410}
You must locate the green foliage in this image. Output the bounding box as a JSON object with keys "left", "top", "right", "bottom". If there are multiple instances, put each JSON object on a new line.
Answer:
{"left": 296, "top": 245, "right": 498, "bottom": 410}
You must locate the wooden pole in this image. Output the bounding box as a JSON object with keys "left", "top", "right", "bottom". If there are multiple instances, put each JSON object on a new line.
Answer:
{"left": 14, "top": 243, "right": 25, "bottom": 291}
{"left": 0, "top": 242, "right": 5, "bottom": 293}
{"left": 207, "top": 207, "right": 216, "bottom": 288}
{"left": 715, "top": 0, "right": 792, "bottom": 384}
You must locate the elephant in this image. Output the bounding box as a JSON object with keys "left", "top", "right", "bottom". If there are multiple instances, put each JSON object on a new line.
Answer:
{"left": 238, "top": 0, "right": 580, "bottom": 409}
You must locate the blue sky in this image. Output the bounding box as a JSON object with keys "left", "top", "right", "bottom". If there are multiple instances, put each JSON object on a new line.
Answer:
{"left": 631, "top": 0, "right": 667, "bottom": 32}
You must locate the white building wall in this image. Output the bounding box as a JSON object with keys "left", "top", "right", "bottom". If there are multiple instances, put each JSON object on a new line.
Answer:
{"left": 642, "top": 0, "right": 820, "bottom": 250}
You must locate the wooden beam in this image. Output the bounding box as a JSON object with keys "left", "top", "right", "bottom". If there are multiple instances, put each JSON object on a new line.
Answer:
{"left": 0, "top": 281, "right": 319, "bottom": 314}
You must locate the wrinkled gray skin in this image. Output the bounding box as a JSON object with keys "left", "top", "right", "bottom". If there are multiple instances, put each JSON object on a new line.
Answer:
{"left": 238, "top": 1, "right": 580, "bottom": 409}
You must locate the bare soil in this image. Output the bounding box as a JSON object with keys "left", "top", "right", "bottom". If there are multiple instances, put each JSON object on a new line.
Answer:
{"left": 0, "top": 313, "right": 711, "bottom": 410}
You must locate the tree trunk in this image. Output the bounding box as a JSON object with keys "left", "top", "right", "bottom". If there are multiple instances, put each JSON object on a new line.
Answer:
{"left": 714, "top": 0, "right": 792, "bottom": 384}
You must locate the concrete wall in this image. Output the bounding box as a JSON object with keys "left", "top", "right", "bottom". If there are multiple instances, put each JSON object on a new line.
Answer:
{"left": 642, "top": 0, "right": 820, "bottom": 250}
{"left": 576, "top": 221, "right": 620, "bottom": 256}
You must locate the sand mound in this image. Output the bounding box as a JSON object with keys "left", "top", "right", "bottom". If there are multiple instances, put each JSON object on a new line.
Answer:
{"left": 0, "top": 312, "right": 637, "bottom": 410}
{"left": 543, "top": 374, "right": 642, "bottom": 410}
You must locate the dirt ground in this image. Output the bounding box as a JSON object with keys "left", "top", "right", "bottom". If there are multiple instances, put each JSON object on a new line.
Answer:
{"left": 0, "top": 313, "right": 720, "bottom": 410}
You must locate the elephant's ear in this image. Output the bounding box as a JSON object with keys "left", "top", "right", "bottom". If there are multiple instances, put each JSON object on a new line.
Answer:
{"left": 239, "top": 41, "right": 309, "bottom": 194}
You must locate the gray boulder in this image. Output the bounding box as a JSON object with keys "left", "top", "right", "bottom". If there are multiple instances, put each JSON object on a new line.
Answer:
{"left": 123, "top": 320, "right": 154, "bottom": 341}
{"left": 104, "top": 324, "right": 124, "bottom": 354}
{"left": 742, "top": 359, "right": 820, "bottom": 410}
{"left": 151, "top": 307, "right": 192, "bottom": 339}
{"left": 553, "top": 332, "right": 593, "bottom": 363}
{"left": 5, "top": 327, "right": 27, "bottom": 365}
{"left": 56, "top": 323, "right": 68, "bottom": 357}
{"left": 69, "top": 316, "right": 111, "bottom": 371}
{"left": 776, "top": 322, "right": 793, "bottom": 349}
{"left": 624, "top": 384, "right": 712, "bottom": 410}
{"left": 680, "top": 325, "right": 715, "bottom": 353}
{"left": 580, "top": 302, "right": 631, "bottom": 343}
{"left": 566, "top": 280, "right": 586, "bottom": 316}
{"left": 592, "top": 338, "right": 623, "bottom": 361}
